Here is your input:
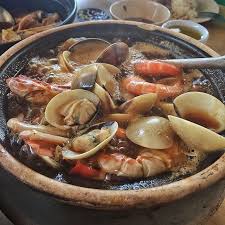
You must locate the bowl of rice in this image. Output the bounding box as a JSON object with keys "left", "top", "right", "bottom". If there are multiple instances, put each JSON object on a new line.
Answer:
{"left": 170, "top": 0, "right": 219, "bottom": 22}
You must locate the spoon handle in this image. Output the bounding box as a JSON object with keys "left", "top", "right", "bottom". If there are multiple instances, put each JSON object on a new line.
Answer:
{"left": 161, "top": 55, "right": 225, "bottom": 69}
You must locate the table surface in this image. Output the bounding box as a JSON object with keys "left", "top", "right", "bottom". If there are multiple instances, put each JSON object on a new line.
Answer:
{"left": 0, "top": 0, "right": 225, "bottom": 225}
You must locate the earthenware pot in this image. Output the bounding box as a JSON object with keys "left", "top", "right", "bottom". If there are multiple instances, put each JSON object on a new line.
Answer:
{"left": 0, "top": 21, "right": 224, "bottom": 225}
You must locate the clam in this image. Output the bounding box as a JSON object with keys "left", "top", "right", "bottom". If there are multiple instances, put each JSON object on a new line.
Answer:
{"left": 96, "top": 64, "right": 120, "bottom": 99}
{"left": 59, "top": 38, "right": 78, "bottom": 51}
{"left": 0, "top": 6, "right": 15, "bottom": 29}
{"left": 71, "top": 64, "right": 98, "bottom": 90}
{"left": 119, "top": 93, "right": 157, "bottom": 114}
{"left": 68, "top": 38, "right": 110, "bottom": 65}
{"left": 62, "top": 121, "right": 118, "bottom": 160}
{"left": 71, "top": 63, "right": 121, "bottom": 101}
{"left": 58, "top": 51, "right": 73, "bottom": 72}
{"left": 158, "top": 102, "right": 177, "bottom": 117}
{"left": 45, "top": 90, "right": 100, "bottom": 130}
{"left": 93, "top": 83, "right": 117, "bottom": 113}
{"left": 71, "top": 64, "right": 117, "bottom": 113}
{"left": 96, "top": 42, "right": 129, "bottom": 66}
{"left": 126, "top": 116, "right": 175, "bottom": 149}
{"left": 168, "top": 116, "right": 225, "bottom": 152}
{"left": 104, "top": 113, "right": 137, "bottom": 125}
{"left": 174, "top": 92, "right": 225, "bottom": 133}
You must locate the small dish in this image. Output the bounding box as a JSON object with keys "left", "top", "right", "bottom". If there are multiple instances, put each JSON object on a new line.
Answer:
{"left": 162, "top": 19, "right": 209, "bottom": 43}
{"left": 77, "top": 8, "right": 110, "bottom": 22}
{"left": 110, "top": 0, "right": 171, "bottom": 25}
{"left": 194, "top": 0, "right": 219, "bottom": 23}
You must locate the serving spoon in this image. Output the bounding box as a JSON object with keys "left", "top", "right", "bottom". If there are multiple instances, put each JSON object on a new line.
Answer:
{"left": 160, "top": 55, "right": 225, "bottom": 69}
{"left": 0, "top": 6, "right": 15, "bottom": 29}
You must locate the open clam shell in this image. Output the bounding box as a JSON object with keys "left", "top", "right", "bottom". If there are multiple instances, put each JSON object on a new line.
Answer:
{"left": 126, "top": 116, "right": 175, "bottom": 149}
{"left": 168, "top": 116, "right": 225, "bottom": 152}
{"left": 71, "top": 64, "right": 98, "bottom": 90}
{"left": 71, "top": 63, "right": 120, "bottom": 95}
{"left": 93, "top": 83, "right": 117, "bottom": 113}
{"left": 96, "top": 64, "right": 121, "bottom": 100}
{"left": 119, "top": 93, "right": 157, "bottom": 114}
{"left": 45, "top": 90, "right": 100, "bottom": 130}
{"left": 68, "top": 38, "right": 110, "bottom": 65}
{"left": 62, "top": 121, "right": 118, "bottom": 160}
{"left": 71, "top": 64, "right": 117, "bottom": 113}
{"left": 174, "top": 92, "right": 225, "bottom": 133}
{"left": 104, "top": 113, "right": 136, "bottom": 125}
{"left": 96, "top": 42, "right": 129, "bottom": 66}
{"left": 58, "top": 50, "right": 74, "bottom": 72}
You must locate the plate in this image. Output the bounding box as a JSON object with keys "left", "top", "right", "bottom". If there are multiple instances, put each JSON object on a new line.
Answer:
{"left": 190, "top": 0, "right": 219, "bottom": 23}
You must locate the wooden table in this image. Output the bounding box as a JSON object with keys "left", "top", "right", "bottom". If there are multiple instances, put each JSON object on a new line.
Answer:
{"left": 205, "top": 22, "right": 225, "bottom": 55}
{"left": 204, "top": 22, "right": 225, "bottom": 225}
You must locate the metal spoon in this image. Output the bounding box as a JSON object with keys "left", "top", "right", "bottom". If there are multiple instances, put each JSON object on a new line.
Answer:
{"left": 160, "top": 55, "right": 225, "bottom": 69}
{"left": 0, "top": 6, "right": 15, "bottom": 29}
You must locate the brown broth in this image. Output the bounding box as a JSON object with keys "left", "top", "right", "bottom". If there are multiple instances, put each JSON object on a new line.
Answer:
{"left": 169, "top": 26, "right": 202, "bottom": 40}
{"left": 125, "top": 17, "right": 154, "bottom": 24}
{"left": 183, "top": 111, "right": 220, "bottom": 130}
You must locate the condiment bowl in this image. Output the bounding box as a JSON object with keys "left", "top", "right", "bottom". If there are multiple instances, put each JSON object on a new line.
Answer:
{"left": 162, "top": 19, "right": 209, "bottom": 43}
{"left": 110, "top": 0, "right": 171, "bottom": 25}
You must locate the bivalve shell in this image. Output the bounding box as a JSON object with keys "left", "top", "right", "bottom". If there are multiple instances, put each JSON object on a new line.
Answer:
{"left": 169, "top": 116, "right": 225, "bottom": 152}
{"left": 126, "top": 116, "right": 175, "bottom": 149}
{"left": 174, "top": 92, "right": 225, "bottom": 133}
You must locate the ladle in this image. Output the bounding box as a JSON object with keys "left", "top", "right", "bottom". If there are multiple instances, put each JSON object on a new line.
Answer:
{"left": 160, "top": 55, "right": 225, "bottom": 69}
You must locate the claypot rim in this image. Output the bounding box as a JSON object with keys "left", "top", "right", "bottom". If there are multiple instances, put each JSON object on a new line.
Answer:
{"left": 0, "top": 20, "right": 224, "bottom": 210}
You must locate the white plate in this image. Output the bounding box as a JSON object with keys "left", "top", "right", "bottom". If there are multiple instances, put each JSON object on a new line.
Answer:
{"left": 190, "top": 0, "right": 219, "bottom": 23}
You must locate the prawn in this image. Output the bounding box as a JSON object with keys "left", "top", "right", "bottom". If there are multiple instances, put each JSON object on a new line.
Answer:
{"left": 6, "top": 75, "right": 66, "bottom": 104}
{"left": 122, "top": 76, "right": 183, "bottom": 99}
{"left": 134, "top": 61, "right": 181, "bottom": 77}
{"left": 97, "top": 142, "right": 185, "bottom": 178}
{"left": 19, "top": 130, "right": 68, "bottom": 157}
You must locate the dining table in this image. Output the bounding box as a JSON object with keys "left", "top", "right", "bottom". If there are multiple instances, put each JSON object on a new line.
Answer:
{"left": 0, "top": 0, "right": 225, "bottom": 225}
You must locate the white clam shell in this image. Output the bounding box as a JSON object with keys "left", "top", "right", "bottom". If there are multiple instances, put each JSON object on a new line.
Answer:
{"left": 45, "top": 90, "right": 99, "bottom": 130}
{"left": 68, "top": 38, "right": 110, "bottom": 65}
{"left": 168, "top": 116, "right": 225, "bottom": 152}
{"left": 58, "top": 51, "right": 73, "bottom": 72}
{"left": 62, "top": 121, "right": 118, "bottom": 160}
{"left": 119, "top": 93, "right": 157, "bottom": 114}
{"left": 93, "top": 83, "right": 116, "bottom": 113}
{"left": 174, "top": 92, "right": 225, "bottom": 133}
{"left": 126, "top": 116, "right": 175, "bottom": 149}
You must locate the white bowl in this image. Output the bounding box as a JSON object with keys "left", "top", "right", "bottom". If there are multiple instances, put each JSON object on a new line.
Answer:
{"left": 110, "top": 0, "right": 171, "bottom": 25}
{"left": 162, "top": 20, "right": 209, "bottom": 43}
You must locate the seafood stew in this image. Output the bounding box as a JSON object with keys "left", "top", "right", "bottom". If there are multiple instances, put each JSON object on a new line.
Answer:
{"left": 2, "top": 23, "right": 225, "bottom": 190}
{"left": 0, "top": 9, "right": 61, "bottom": 44}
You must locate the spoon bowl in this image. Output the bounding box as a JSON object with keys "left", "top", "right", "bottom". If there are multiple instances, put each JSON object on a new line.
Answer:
{"left": 160, "top": 55, "right": 225, "bottom": 69}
